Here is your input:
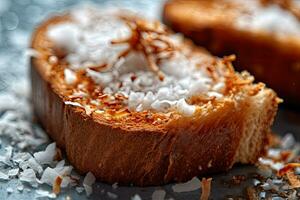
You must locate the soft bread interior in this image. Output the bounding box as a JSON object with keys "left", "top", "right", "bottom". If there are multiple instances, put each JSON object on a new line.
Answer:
{"left": 235, "top": 89, "right": 277, "bottom": 164}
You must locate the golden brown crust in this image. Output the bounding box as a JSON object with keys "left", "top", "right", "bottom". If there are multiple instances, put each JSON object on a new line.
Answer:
{"left": 31, "top": 13, "right": 279, "bottom": 186}
{"left": 163, "top": 0, "right": 300, "bottom": 105}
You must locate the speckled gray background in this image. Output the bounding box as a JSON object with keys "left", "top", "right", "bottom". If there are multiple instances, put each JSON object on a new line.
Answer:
{"left": 0, "top": 0, "right": 300, "bottom": 199}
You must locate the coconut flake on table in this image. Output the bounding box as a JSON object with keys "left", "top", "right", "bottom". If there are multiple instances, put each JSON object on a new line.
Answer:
{"left": 17, "top": 183, "right": 24, "bottom": 192}
{"left": 281, "top": 133, "right": 296, "bottom": 149}
{"left": 19, "top": 156, "right": 43, "bottom": 175}
{"left": 33, "top": 142, "right": 56, "bottom": 165}
{"left": 46, "top": 8, "right": 227, "bottom": 116}
{"left": 0, "top": 105, "right": 48, "bottom": 150}
{"left": 83, "top": 172, "right": 96, "bottom": 196}
{"left": 112, "top": 182, "right": 118, "bottom": 189}
{"left": 75, "top": 186, "right": 85, "bottom": 194}
{"left": 131, "top": 194, "right": 142, "bottom": 200}
{"left": 172, "top": 177, "right": 201, "bottom": 193}
{"left": 267, "top": 148, "right": 281, "bottom": 158}
{"left": 151, "top": 189, "right": 166, "bottom": 200}
{"left": 35, "top": 189, "right": 57, "bottom": 199}
{"left": 19, "top": 168, "right": 38, "bottom": 187}
{"left": 258, "top": 157, "right": 285, "bottom": 171}
{"left": 0, "top": 170, "right": 9, "bottom": 180}
{"left": 6, "top": 187, "right": 13, "bottom": 193}
{"left": 0, "top": 146, "right": 13, "bottom": 166}
{"left": 107, "top": 191, "right": 118, "bottom": 199}
{"left": 40, "top": 164, "right": 74, "bottom": 188}
{"left": 8, "top": 168, "right": 19, "bottom": 177}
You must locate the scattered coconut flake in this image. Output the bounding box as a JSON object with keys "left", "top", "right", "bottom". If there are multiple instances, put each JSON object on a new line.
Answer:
{"left": 64, "top": 68, "right": 77, "bottom": 85}
{"left": 48, "top": 55, "right": 58, "bottom": 64}
{"left": 107, "top": 191, "right": 118, "bottom": 199}
{"left": 0, "top": 146, "right": 13, "bottom": 165}
{"left": 258, "top": 158, "right": 284, "bottom": 171}
{"left": 267, "top": 148, "right": 281, "bottom": 158}
{"left": 8, "top": 168, "right": 19, "bottom": 177}
{"left": 0, "top": 170, "right": 9, "bottom": 180}
{"left": 84, "top": 105, "right": 93, "bottom": 116}
{"left": 55, "top": 160, "right": 65, "bottom": 169}
{"left": 253, "top": 179, "right": 261, "bottom": 186}
{"left": 40, "top": 167, "right": 71, "bottom": 187}
{"left": 131, "top": 194, "right": 142, "bottom": 200}
{"left": 17, "top": 183, "right": 24, "bottom": 192}
{"left": 6, "top": 187, "right": 13, "bottom": 193}
{"left": 19, "top": 168, "right": 38, "bottom": 186}
{"left": 172, "top": 177, "right": 201, "bottom": 193}
{"left": 33, "top": 143, "right": 56, "bottom": 165}
{"left": 281, "top": 134, "right": 295, "bottom": 149}
{"left": 259, "top": 191, "right": 266, "bottom": 198}
{"left": 21, "top": 157, "right": 43, "bottom": 175}
{"left": 55, "top": 165, "right": 73, "bottom": 177}
{"left": 76, "top": 186, "right": 85, "bottom": 194}
{"left": 13, "top": 152, "right": 31, "bottom": 164}
{"left": 151, "top": 189, "right": 166, "bottom": 200}
{"left": 176, "top": 98, "right": 196, "bottom": 117}
{"left": 83, "top": 172, "right": 96, "bottom": 196}
{"left": 35, "top": 189, "right": 57, "bottom": 199}
{"left": 112, "top": 182, "right": 118, "bottom": 189}
{"left": 64, "top": 101, "right": 83, "bottom": 107}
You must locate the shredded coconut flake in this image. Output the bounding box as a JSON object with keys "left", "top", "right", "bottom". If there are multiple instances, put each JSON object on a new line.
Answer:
{"left": 64, "top": 68, "right": 77, "bottom": 85}
{"left": 83, "top": 172, "right": 96, "bottom": 196}
{"left": 17, "top": 183, "right": 24, "bottom": 192}
{"left": 34, "top": 142, "right": 56, "bottom": 165}
{"left": 0, "top": 170, "right": 9, "bottom": 180}
{"left": 64, "top": 101, "right": 83, "bottom": 107}
{"left": 8, "top": 168, "right": 19, "bottom": 177}
{"left": 131, "top": 194, "right": 142, "bottom": 200}
{"left": 112, "top": 182, "right": 118, "bottom": 189}
{"left": 107, "top": 191, "right": 118, "bottom": 199}
{"left": 35, "top": 189, "right": 57, "bottom": 199}
{"left": 76, "top": 186, "right": 85, "bottom": 194}
{"left": 151, "top": 189, "right": 166, "bottom": 200}
{"left": 172, "top": 177, "right": 201, "bottom": 193}
{"left": 19, "top": 168, "right": 38, "bottom": 187}
{"left": 281, "top": 133, "right": 296, "bottom": 149}
{"left": 0, "top": 146, "right": 13, "bottom": 166}
{"left": 6, "top": 187, "right": 13, "bottom": 193}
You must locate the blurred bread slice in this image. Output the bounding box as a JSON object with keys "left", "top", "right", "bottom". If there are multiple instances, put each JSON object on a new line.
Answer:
{"left": 163, "top": 0, "right": 300, "bottom": 105}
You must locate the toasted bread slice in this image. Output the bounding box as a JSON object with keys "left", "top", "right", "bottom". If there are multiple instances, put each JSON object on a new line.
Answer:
{"left": 163, "top": 0, "right": 300, "bottom": 105}
{"left": 31, "top": 8, "right": 279, "bottom": 186}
